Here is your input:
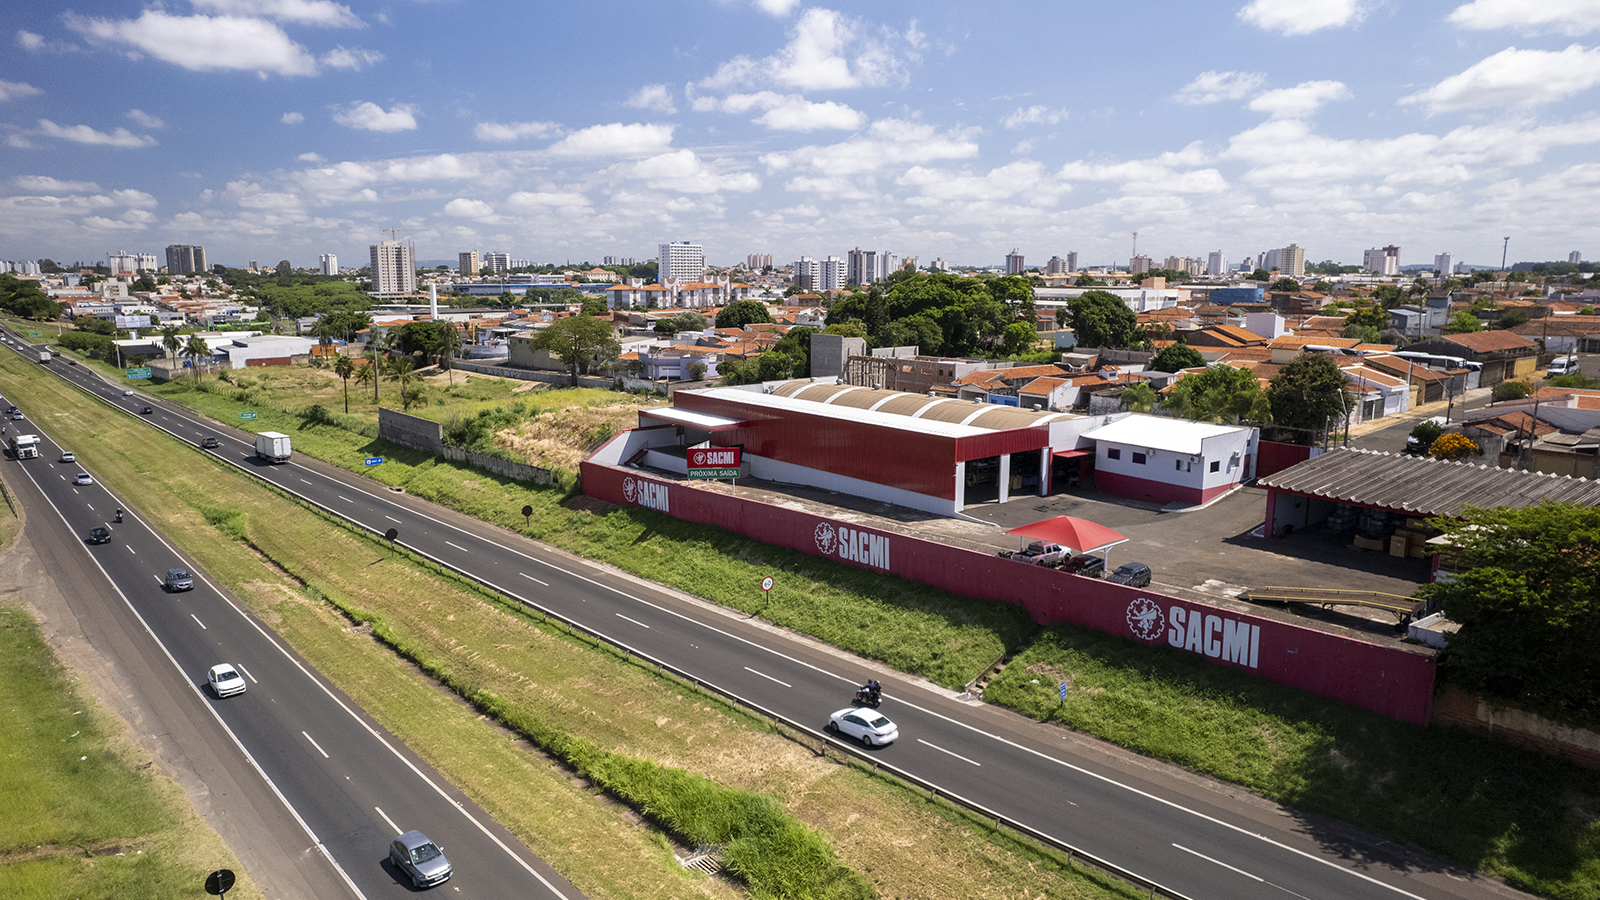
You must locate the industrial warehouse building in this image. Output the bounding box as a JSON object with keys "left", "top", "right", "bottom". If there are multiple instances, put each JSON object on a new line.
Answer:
{"left": 600, "top": 380, "right": 1257, "bottom": 517}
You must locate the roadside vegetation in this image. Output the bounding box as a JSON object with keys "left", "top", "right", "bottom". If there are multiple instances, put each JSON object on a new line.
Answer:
{"left": 1, "top": 338, "right": 1137, "bottom": 900}
{"left": 0, "top": 603, "right": 263, "bottom": 900}
{"left": 23, "top": 338, "right": 1600, "bottom": 898}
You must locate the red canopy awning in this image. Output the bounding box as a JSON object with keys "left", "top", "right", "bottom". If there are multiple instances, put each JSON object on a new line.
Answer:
{"left": 1005, "top": 516, "right": 1128, "bottom": 554}
{"left": 1052, "top": 449, "right": 1093, "bottom": 459}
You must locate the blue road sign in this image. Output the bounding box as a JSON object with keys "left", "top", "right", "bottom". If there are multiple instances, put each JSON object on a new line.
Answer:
{"left": 364, "top": 457, "right": 384, "bottom": 466}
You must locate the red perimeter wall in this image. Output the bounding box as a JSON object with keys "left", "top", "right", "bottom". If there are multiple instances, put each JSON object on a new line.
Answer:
{"left": 1255, "top": 440, "right": 1314, "bottom": 479}
{"left": 582, "top": 458, "right": 1436, "bottom": 725}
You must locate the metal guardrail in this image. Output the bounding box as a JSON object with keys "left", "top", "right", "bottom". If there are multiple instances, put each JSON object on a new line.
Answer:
{"left": 42, "top": 356, "right": 1198, "bottom": 900}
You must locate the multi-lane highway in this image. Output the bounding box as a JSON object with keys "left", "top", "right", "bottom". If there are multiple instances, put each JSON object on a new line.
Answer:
{"left": 1, "top": 340, "right": 581, "bottom": 899}
{"left": 5, "top": 331, "right": 1528, "bottom": 900}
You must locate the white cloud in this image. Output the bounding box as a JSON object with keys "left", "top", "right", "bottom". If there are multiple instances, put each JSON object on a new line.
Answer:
{"left": 1248, "top": 80, "right": 1351, "bottom": 118}
{"left": 12, "top": 175, "right": 101, "bottom": 193}
{"left": 16, "top": 30, "right": 77, "bottom": 53}
{"left": 226, "top": 180, "right": 304, "bottom": 210}
{"left": 694, "top": 91, "right": 864, "bottom": 130}
{"left": 505, "top": 190, "right": 593, "bottom": 211}
{"left": 613, "top": 150, "right": 761, "bottom": 194}
{"left": 546, "top": 122, "right": 674, "bottom": 158}
{"left": 282, "top": 111, "right": 306, "bottom": 124}
{"left": 754, "top": 0, "right": 802, "bottom": 15}
{"left": 762, "top": 119, "right": 980, "bottom": 177}
{"left": 700, "top": 8, "right": 911, "bottom": 92}
{"left": 64, "top": 11, "right": 320, "bottom": 76}
{"left": 626, "top": 84, "right": 677, "bottom": 114}
{"left": 36, "top": 119, "right": 157, "bottom": 148}
{"left": 321, "top": 46, "right": 383, "bottom": 71}
{"left": 82, "top": 209, "right": 156, "bottom": 231}
{"left": 473, "top": 120, "right": 561, "bottom": 142}
{"left": 1238, "top": 0, "right": 1366, "bottom": 35}
{"left": 0, "top": 79, "right": 43, "bottom": 102}
{"left": 1174, "top": 70, "right": 1266, "bottom": 105}
{"left": 1447, "top": 0, "right": 1600, "bottom": 36}
{"left": 126, "top": 109, "right": 165, "bottom": 129}
{"left": 297, "top": 151, "right": 324, "bottom": 162}
{"left": 1400, "top": 45, "right": 1600, "bottom": 112}
{"left": 897, "top": 160, "right": 1056, "bottom": 203}
{"left": 443, "top": 198, "right": 495, "bottom": 217}
{"left": 190, "top": 0, "right": 365, "bottom": 28}
{"left": 1002, "top": 105, "right": 1068, "bottom": 128}
{"left": 332, "top": 101, "right": 419, "bottom": 132}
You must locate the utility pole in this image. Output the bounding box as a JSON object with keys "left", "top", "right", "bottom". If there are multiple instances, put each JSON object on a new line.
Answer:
{"left": 1501, "top": 237, "right": 1510, "bottom": 273}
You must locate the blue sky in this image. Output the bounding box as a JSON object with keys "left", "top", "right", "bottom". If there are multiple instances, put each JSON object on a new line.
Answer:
{"left": 3, "top": 0, "right": 1598, "bottom": 270}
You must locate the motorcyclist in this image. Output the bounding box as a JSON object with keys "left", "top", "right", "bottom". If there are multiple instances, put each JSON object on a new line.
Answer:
{"left": 114, "top": 508, "right": 124, "bottom": 523}
{"left": 856, "top": 679, "right": 881, "bottom": 705}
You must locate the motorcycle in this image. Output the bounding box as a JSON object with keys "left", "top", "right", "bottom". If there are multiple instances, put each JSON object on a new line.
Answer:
{"left": 852, "top": 684, "right": 882, "bottom": 708}
{"left": 114, "top": 509, "right": 124, "bottom": 523}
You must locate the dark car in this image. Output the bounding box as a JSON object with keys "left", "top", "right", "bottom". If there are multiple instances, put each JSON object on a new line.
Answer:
{"left": 201, "top": 436, "right": 220, "bottom": 449}
{"left": 88, "top": 526, "right": 111, "bottom": 544}
{"left": 389, "top": 830, "right": 452, "bottom": 889}
{"left": 1060, "top": 554, "right": 1105, "bottom": 578}
{"left": 1106, "top": 563, "right": 1153, "bottom": 588}
{"left": 141, "top": 406, "right": 154, "bottom": 415}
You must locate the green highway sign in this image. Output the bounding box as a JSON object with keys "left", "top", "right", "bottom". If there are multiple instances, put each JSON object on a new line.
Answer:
{"left": 687, "top": 468, "right": 741, "bottom": 479}
{"left": 240, "top": 411, "right": 258, "bottom": 420}
{"left": 126, "top": 367, "right": 151, "bottom": 379}
{"left": 28, "top": 332, "right": 42, "bottom": 337}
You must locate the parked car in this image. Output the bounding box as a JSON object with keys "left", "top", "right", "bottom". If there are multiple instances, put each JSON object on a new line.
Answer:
{"left": 201, "top": 436, "right": 220, "bottom": 449}
{"left": 59, "top": 451, "right": 75, "bottom": 463}
{"left": 827, "top": 707, "right": 900, "bottom": 747}
{"left": 1106, "top": 563, "right": 1153, "bottom": 588}
{"left": 1060, "top": 554, "right": 1105, "bottom": 578}
{"left": 73, "top": 472, "right": 93, "bottom": 485}
{"left": 207, "top": 663, "right": 246, "bottom": 698}
{"left": 87, "top": 526, "right": 111, "bottom": 545}
{"left": 165, "top": 567, "right": 194, "bottom": 591}
{"left": 1011, "top": 541, "right": 1070, "bottom": 567}
{"left": 389, "top": 830, "right": 452, "bottom": 889}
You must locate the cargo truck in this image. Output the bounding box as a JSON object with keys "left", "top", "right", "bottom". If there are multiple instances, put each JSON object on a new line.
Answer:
{"left": 37, "top": 350, "right": 51, "bottom": 363}
{"left": 10, "top": 434, "right": 41, "bottom": 459}
{"left": 254, "top": 431, "right": 292, "bottom": 463}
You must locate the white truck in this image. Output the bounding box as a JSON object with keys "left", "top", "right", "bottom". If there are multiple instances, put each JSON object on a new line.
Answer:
{"left": 10, "top": 434, "right": 41, "bottom": 459}
{"left": 254, "top": 431, "right": 292, "bottom": 464}
{"left": 37, "top": 350, "right": 51, "bottom": 363}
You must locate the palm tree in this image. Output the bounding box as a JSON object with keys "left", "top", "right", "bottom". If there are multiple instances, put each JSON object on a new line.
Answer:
{"left": 353, "top": 359, "right": 374, "bottom": 398}
{"left": 182, "top": 334, "right": 211, "bottom": 385}
{"left": 367, "top": 332, "right": 389, "bottom": 404}
{"left": 333, "top": 354, "right": 356, "bottom": 413}
{"left": 434, "top": 321, "right": 462, "bottom": 386}
{"left": 160, "top": 325, "right": 183, "bottom": 370}
{"left": 389, "top": 356, "right": 417, "bottom": 395}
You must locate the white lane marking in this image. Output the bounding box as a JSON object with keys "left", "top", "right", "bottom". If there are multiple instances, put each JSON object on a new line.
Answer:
{"left": 374, "top": 806, "right": 401, "bottom": 836}
{"left": 191, "top": 614, "right": 207, "bottom": 630}
{"left": 743, "top": 666, "right": 791, "bottom": 688}
{"left": 237, "top": 663, "right": 258, "bottom": 684}
{"left": 301, "top": 479, "right": 314, "bottom": 485}
{"left": 917, "top": 738, "right": 981, "bottom": 766}
{"left": 337, "top": 495, "right": 352, "bottom": 503}
{"left": 445, "top": 540, "right": 470, "bottom": 553}
{"left": 385, "top": 515, "right": 402, "bottom": 524}
{"left": 303, "top": 731, "right": 330, "bottom": 759}
{"left": 1172, "top": 844, "right": 1264, "bottom": 882}
{"left": 519, "top": 572, "right": 548, "bottom": 586}
{"left": 614, "top": 613, "right": 650, "bottom": 629}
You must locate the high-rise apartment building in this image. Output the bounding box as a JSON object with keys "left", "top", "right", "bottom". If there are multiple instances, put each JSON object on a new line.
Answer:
{"left": 1045, "top": 255, "right": 1070, "bottom": 275}
{"left": 107, "top": 250, "right": 143, "bottom": 275}
{"left": 820, "top": 256, "right": 845, "bottom": 291}
{"left": 459, "top": 250, "right": 480, "bottom": 276}
{"left": 1206, "top": 251, "right": 1228, "bottom": 276}
{"left": 901, "top": 256, "right": 917, "bottom": 272}
{"left": 1434, "top": 252, "right": 1453, "bottom": 275}
{"left": 1363, "top": 245, "right": 1400, "bottom": 276}
{"left": 602, "top": 255, "right": 637, "bottom": 267}
{"left": 319, "top": 253, "right": 338, "bottom": 276}
{"left": 1572, "top": 251, "right": 1584, "bottom": 265}
{"left": 1265, "top": 243, "right": 1305, "bottom": 277}
{"left": 369, "top": 240, "right": 416, "bottom": 297}
{"left": 165, "top": 244, "right": 207, "bottom": 274}
{"left": 746, "top": 253, "right": 773, "bottom": 270}
{"left": 1163, "top": 256, "right": 1190, "bottom": 273}
{"left": 485, "top": 252, "right": 511, "bottom": 274}
{"left": 1129, "top": 255, "right": 1152, "bottom": 274}
{"left": 792, "top": 257, "right": 818, "bottom": 291}
{"left": 1005, "top": 249, "right": 1025, "bottom": 275}
{"left": 658, "top": 241, "right": 705, "bottom": 283}
{"left": 846, "top": 247, "right": 877, "bottom": 285}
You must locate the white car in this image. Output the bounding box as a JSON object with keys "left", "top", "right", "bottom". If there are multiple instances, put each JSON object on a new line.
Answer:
{"left": 826, "top": 707, "right": 899, "bottom": 747}
{"left": 123, "top": 389, "right": 135, "bottom": 396}
{"left": 59, "top": 451, "right": 76, "bottom": 463}
{"left": 208, "top": 664, "right": 246, "bottom": 698}
{"left": 74, "top": 472, "right": 93, "bottom": 485}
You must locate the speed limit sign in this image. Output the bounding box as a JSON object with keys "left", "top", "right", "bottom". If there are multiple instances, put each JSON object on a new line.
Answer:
{"left": 761, "top": 576, "right": 774, "bottom": 592}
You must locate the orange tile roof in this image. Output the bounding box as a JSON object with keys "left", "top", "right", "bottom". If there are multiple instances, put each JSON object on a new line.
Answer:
{"left": 1018, "top": 376, "right": 1069, "bottom": 395}
{"left": 1437, "top": 330, "right": 1535, "bottom": 353}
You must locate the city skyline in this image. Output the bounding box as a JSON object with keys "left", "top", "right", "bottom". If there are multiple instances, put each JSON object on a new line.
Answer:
{"left": 3, "top": 0, "right": 1599, "bottom": 269}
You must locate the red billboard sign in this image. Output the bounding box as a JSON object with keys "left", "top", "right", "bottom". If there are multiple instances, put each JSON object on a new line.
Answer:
{"left": 687, "top": 447, "right": 742, "bottom": 478}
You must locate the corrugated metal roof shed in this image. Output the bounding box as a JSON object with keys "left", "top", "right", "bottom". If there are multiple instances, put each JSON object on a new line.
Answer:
{"left": 1257, "top": 447, "right": 1600, "bottom": 516}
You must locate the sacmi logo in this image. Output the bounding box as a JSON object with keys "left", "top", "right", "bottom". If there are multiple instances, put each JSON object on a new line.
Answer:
{"left": 816, "top": 523, "right": 890, "bottom": 571}
{"left": 1126, "top": 599, "right": 1260, "bottom": 669}
{"left": 622, "top": 476, "right": 670, "bottom": 513}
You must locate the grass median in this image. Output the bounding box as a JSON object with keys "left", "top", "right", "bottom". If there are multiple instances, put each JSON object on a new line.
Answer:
{"left": 0, "top": 603, "right": 263, "bottom": 900}
{"left": 5, "top": 338, "right": 1139, "bottom": 899}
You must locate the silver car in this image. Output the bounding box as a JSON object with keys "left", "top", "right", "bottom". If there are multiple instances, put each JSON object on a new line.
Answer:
{"left": 389, "top": 830, "right": 452, "bottom": 888}
{"left": 165, "top": 567, "right": 194, "bottom": 591}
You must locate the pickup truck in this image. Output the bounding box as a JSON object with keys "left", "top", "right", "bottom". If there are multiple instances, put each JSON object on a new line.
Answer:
{"left": 1009, "top": 541, "right": 1071, "bottom": 567}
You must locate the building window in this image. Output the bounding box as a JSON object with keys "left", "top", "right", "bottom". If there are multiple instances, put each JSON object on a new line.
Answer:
{"left": 1132, "top": 452, "right": 1146, "bottom": 465}
{"left": 1210, "top": 460, "right": 1221, "bottom": 473}
{"left": 1107, "top": 447, "right": 1121, "bottom": 460}
{"left": 1175, "top": 459, "right": 1183, "bottom": 471}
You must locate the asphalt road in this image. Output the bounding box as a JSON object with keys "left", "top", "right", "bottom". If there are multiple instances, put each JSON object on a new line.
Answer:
{"left": 2, "top": 345, "right": 581, "bottom": 899}
{"left": 5, "top": 333, "right": 1532, "bottom": 900}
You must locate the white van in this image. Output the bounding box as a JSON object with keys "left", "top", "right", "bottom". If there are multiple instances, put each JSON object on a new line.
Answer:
{"left": 1549, "top": 355, "right": 1579, "bottom": 376}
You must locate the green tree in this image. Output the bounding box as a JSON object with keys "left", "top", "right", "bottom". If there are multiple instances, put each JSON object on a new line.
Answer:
{"left": 1447, "top": 311, "right": 1483, "bottom": 333}
{"left": 532, "top": 315, "right": 621, "bottom": 386}
{"left": 1066, "top": 290, "right": 1139, "bottom": 349}
{"left": 1149, "top": 343, "right": 1205, "bottom": 373}
{"left": 182, "top": 334, "right": 211, "bottom": 385}
{"left": 1549, "top": 373, "right": 1600, "bottom": 389}
{"left": 1119, "top": 382, "right": 1159, "bottom": 412}
{"left": 400, "top": 383, "right": 427, "bottom": 412}
{"left": 1496, "top": 309, "right": 1529, "bottom": 329}
{"left": 821, "top": 321, "right": 867, "bottom": 339}
{"left": 161, "top": 324, "right": 185, "bottom": 368}
{"left": 1408, "top": 419, "right": 1443, "bottom": 454}
{"left": 1266, "top": 354, "right": 1354, "bottom": 444}
{"left": 1372, "top": 284, "right": 1403, "bottom": 308}
{"left": 581, "top": 295, "right": 609, "bottom": 317}
{"left": 1492, "top": 379, "right": 1532, "bottom": 402}
{"left": 1000, "top": 321, "right": 1037, "bottom": 356}
{"left": 1248, "top": 268, "right": 1271, "bottom": 282}
{"left": 716, "top": 300, "right": 775, "bottom": 329}
{"left": 1164, "top": 365, "right": 1271, "bottom": 424}
{"left": 333, "top": 354, "right": 356, "bottom": 413}
{"left": 654, "top": 311, "right": 707, "bottom": 336}
{"left": 1346, "top": 305, "right": 1389, "bottom": 330}
{"left": 1269, "top": 277, "right": 1301, "bottom": 292}
{"left": 1420, "top": 502, "right": 1600, "bottom": 718}
{"left": 1341, "top": 324, "right": 1381, "bottom": 343}
{"left": 1074, "top": 273, "right": 1102, "bottom": 286}
{"left": 434, "top": 321, "right": 462, "bottom": 385}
